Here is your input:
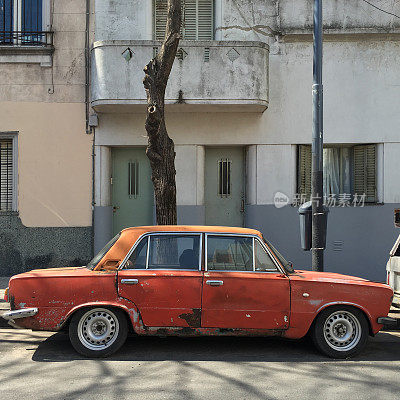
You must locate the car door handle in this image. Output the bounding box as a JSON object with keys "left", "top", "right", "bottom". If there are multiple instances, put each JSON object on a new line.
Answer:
{"left": 206, "top": 280, "right": 224, "bottom": 286}
{"left": 120, "top": 279, "right": 139, "bottom": 285}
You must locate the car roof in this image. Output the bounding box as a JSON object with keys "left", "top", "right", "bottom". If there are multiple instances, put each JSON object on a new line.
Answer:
{"left": 121, "top": 225, "right": 262, "bottom": 236}
{"left": 96, "top": 226, "right": 263, "bottom": 270}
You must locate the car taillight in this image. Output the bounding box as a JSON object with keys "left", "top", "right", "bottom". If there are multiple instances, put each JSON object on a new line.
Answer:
{"left": 4, "top": 287, "right": 9, "bottom": 302}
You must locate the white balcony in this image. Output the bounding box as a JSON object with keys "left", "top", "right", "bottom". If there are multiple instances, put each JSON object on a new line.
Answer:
{"left": 91, "top": 40, "right": 269, "bottom": 113}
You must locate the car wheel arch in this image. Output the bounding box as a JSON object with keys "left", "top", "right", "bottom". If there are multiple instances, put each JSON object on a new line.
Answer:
{"left": 59, "top": 301, "right": 139, "bottom": 333}
{"left": 308, "top": 302, "right": 374, "bottom": 336}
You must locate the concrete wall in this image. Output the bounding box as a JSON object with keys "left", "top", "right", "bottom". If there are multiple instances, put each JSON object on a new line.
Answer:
{"left": 91, "top": 40, "right": 269, "bottom": 112}
{"left": 93, "top": 1, "right": 400, "bottom": 44}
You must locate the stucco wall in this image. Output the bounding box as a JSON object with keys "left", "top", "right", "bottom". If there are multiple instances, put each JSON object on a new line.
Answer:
{"left": 94, "top": 38, "right": 400, "bottom": 146}
{"left": 0, "top": 0, "right": 93, "bottom": 227}
{"left": 0, "top": 1, "right": 94, "bottom": 273}
{"left": 0, "top": 102, "right": 92, "bottom": 227}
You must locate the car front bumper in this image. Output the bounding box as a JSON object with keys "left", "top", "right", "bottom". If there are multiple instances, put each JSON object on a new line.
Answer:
{"left": 1, "top": 308, "right": 38, "bottom": 328}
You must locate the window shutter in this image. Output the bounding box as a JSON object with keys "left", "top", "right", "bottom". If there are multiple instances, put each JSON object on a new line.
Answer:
{"left": 197, "top": 0, "right": 213, "bottom": 40}
{"left": 298, "top": 145, "right": 312, "bottom": 198}
{"left": 154, "top": 0, "right": 213, "bottom": 41}
{"left": 353, "top": 144, "right": 376, "bottom": 203}
{"left": 183, "top": 0, "right": 197, "bottom": 39}
{"left": 0, "top": 139, "right": 13, "bottom": 211}
{"left": 154, "top": 0, "right": 168, "bottom": 41}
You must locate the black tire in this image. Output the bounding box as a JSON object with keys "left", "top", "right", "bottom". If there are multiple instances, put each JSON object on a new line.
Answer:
{"left": 311, "top": 306, "right": 369, "bottom": 359}
{"left": 69, "top": 307, "right": 128, "bottom": 358}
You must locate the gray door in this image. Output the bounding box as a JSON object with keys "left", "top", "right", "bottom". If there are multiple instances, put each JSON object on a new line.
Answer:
{"left": 205, "top": 147, "right": 244, "bottom": 227}
{"left": 112, "top": 148, "right": 153, "bottom": 234}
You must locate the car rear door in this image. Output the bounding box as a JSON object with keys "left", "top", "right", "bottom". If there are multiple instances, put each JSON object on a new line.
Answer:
{"left": 118, "top": 233, "right": 203, "bottom": 328}
{"left": 201, "top": 234, "right": 290, "bottom": 330}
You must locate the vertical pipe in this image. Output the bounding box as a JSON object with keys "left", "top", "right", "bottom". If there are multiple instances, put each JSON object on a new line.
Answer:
{"left": 311, "top": 0, "right": 324, "bottom": 271}
{"left": 85, "top": 0, "right": 90, "bottom": 134}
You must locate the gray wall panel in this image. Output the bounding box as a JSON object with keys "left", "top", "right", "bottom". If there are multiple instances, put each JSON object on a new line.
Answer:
{"left": 94, "top": 206, "right": 113, "bottom": 253}
{"left": 177, "top": 206, "right": 206, "bottom": 225}
{"left": 245, "top": 204, "right": 400, "bottom": 282}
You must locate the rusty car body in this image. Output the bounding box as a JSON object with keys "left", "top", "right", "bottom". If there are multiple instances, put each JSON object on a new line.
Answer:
{"left": 3, "top": 225, "right": 394, "bottom": 358}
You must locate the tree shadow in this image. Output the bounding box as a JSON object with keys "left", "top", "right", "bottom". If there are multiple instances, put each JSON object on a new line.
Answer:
{"left": 31, "top": 331, "right": 400, "bottom": 363}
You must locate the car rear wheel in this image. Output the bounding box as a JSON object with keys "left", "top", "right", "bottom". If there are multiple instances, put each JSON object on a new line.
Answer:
{"left": 69, "top": 307, "right": 128, "bottom": 358}
{"left": 312, "top": 306, "right": 369, "bottom": 358}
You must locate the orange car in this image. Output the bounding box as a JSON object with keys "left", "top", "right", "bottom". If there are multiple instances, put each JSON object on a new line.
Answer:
{"left": 2, "top": 225, "right": 394, "bottom": 358}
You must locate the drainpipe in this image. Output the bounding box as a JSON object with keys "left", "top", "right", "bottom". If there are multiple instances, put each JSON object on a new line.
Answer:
{"left": 85, "top": 0, "right": 91, "bottom": 135}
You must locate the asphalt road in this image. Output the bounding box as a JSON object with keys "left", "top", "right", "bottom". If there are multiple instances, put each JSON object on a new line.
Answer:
{"left": 1, "top": 329, "right": 400, "bottom": 400}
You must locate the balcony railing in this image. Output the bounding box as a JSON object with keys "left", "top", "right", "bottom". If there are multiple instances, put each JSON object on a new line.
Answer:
{"left": 91, "top": 40, "right": 269, "bottom": 113}
{"left": 0, "top": 30, "right": 53, "bottom": 46}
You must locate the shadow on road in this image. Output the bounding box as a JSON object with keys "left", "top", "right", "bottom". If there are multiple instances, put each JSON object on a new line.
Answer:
{"left": 31, "top": 331, "right": 400, "bottom": 363}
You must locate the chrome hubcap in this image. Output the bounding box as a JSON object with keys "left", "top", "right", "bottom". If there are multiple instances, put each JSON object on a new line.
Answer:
{"left": 323, "top": 310, "right": 361, "bottom": 351}
{"left": 78, "top": 308, "right": 119, "bottom": 351}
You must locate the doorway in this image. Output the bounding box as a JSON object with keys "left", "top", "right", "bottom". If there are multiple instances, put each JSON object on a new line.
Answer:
{"left": 112, "top": 147, "right": 153, "bottom": 234}
{"left": 205, "top": 147, "right": 245, "bottom": 227}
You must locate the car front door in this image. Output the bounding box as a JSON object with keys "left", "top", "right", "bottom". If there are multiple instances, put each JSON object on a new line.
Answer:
{"left": 118, "top": 233, "right": 203, "bottom": 328}
{"left": 201, "top": 234, "right": 290, "bottom": 330}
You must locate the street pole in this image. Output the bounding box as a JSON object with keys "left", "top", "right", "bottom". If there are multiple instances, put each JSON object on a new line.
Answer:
{"left": 312, "top": 0, "right": 324, "bottom": 271}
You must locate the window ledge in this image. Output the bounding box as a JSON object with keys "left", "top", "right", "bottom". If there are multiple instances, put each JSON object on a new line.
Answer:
{"left": 0, "top": 46, "right": 54, "bottom": 66}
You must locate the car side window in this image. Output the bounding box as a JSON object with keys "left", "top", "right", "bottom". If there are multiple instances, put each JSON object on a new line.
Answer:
{"left": 207, "top": 235, "right": 253, "bottom": 271}
{"left": 125, "top": 237, "right": 148, "bottom": 269}
{"left": 254, "top": 239, "right": 278, "bottom": 272}
{"left": 148, "top": 234, "right": 200, "bottom": 270}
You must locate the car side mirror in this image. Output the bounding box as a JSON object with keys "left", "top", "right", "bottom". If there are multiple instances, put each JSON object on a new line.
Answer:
{"left": 395, "top": 209, "right": 400, "bottom": 228}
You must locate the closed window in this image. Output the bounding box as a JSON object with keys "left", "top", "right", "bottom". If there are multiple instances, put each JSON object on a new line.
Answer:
{"left": 154, "top": 0, "right": 213, "bottom": 41}
{"left": 148, "top": 234, "right": 201, "bottom": 270}
{"left": 0, "top": 135, "right": 17, "bottom": 212}
{"left": 126, "top": 236, "right": 148, "bottom": 269}
{"left": 254, "top": 240, "right": 277, "bottom": 272}
{"left": 218, "top": 159, "right": 231, "bottom": 197}
{"left": 298, "top": 144, "right": 377, "bottom": 203}
{"left": 207, "top": 235, "right": 253, "bottom": 271}
{"left": 128, "top": 161, "right": 139, "bottom": 198}
{"left": 0, "top": 0, "right": 48, "bottom": 45}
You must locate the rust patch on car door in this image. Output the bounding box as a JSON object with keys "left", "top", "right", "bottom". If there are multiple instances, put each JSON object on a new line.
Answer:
{"left": 178, "top": 308, "right": 201, "bottom": 327}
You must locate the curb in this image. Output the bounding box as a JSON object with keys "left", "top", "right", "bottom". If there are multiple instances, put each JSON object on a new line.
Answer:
{"left": 0, "top": 317, "right": 9, "bottom": 329}
{"left": 0, "top": 309, "right": 10, "bottom": 328}
{"left": 0, "top": 302, "right": 10, "bottom": 329}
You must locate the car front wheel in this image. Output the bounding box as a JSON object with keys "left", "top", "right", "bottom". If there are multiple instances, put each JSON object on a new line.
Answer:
{"left": 69, "top": 307, "right": 128, "bottom": 358}
{"left": 312, "top": 306, "right": 369, "bottom": 358}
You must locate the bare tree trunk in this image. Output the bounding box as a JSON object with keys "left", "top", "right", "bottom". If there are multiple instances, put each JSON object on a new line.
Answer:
{"left": 143, "top": 0, "right": 181, "bottom": 225}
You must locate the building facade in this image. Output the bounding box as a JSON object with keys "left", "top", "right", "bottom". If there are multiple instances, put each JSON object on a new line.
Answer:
{"left": 91, "top": 0, "right": 400, "bottom": 282}
{"left": 1, "top": 0, "right": 399, "bottom": 281}
{"left": 0, "top": 0, "right": 93, "bottom": 275}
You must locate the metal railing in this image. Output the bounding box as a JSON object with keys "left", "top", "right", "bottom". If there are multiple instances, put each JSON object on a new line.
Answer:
{"left": 0, "top": 0, "right": 53, "bottom": 47}
{"left": 0, "top": 30, "right": 52, "bottom": 46}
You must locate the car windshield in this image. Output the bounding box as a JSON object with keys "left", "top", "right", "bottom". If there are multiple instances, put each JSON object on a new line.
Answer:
{"left": 86, "top": 233, "right": 121, "bottom": 270}
{"left": 262, "top": 236, "right": 294, "bottom": 273}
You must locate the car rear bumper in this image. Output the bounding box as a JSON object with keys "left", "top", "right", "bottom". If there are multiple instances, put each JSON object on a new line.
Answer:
{"left": 377, "top": 316, "right": 400, "bottom": 328}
